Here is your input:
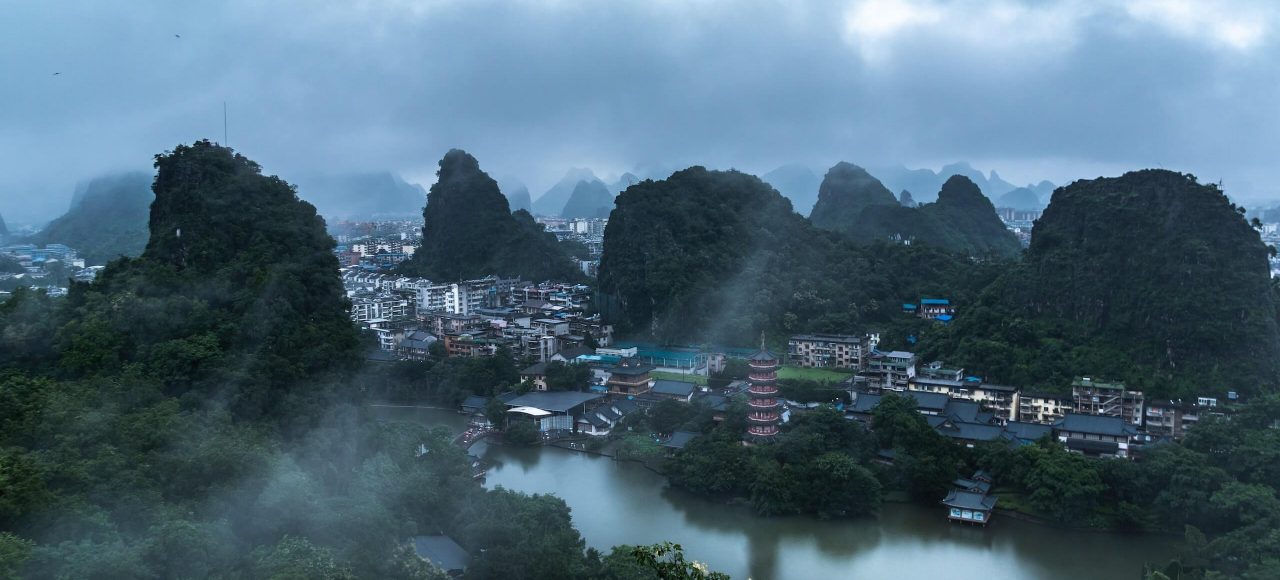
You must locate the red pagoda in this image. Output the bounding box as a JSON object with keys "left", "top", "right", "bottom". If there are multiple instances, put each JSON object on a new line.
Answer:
{"left": 745, "top": 335, "right": 781, "bottom": 442}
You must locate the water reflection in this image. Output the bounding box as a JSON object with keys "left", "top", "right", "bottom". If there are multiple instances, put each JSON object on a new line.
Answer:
{"left": 383, "top": 409, "right": 1175, "bottom": 580}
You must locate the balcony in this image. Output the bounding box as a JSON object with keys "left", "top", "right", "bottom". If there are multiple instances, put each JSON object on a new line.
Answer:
{"left": 747, "top": 385, "right": 778, "bottom": 396}
{"left": 747, "top": 412, "right": 779, "bottom": 424}
{"left": 748, "top": 397, "right": 778, "bottom": 408}
{"left": 747, "top": 425, "right": 779, "bottom": 437}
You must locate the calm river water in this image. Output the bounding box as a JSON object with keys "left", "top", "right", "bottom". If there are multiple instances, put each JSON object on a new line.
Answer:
{"left": 376, "top": 406, "right": 1177, "bottom": 580}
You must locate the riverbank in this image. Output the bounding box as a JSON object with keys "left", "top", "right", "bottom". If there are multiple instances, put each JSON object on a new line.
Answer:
{"left": 481, "top": 442, "right": 1178, "bottom": 580}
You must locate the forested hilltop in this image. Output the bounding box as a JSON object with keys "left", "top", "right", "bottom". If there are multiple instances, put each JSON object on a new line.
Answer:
{"left": 0, "top": 142, "right": 676, "bottom": 579}
{"left": 921, "top": 170, "right": 1280, "bottom": 398}
{"left": 398, "top": 149, "right": 582, "bottom": 282}
{"left": 597, "top": 166, "right": 996, "bottom": 343}
{"left": 809, "top": 163, "right": 1021, "bottom": 257}
{"left": 600, "top": 167, "right": 1280, "bottom": 399}
{"left": 28, "top": 171, "right": 153, "bottom": 264}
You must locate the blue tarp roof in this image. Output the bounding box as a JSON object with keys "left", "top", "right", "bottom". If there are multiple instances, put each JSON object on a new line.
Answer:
{"left": 920, "top": 298, "right": 951, "bottom": 305}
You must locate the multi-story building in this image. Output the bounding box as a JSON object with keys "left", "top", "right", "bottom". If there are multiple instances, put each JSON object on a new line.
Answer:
{"left": 414, "top": 276, "right": 518, "bottom": 315}
{"left": 745, "top": 346, "right": 782, "bottom": 442}
{"left": 787, "top": 333, "right": 866, "bottom": 369}
{"left": 1072, "top": 377, "right": 1144, "bottom": 427}
{"left": 349, "top": 291, "right": 410, "bottom": 323}
{"left": 1054, "top": 413, "right": 1141, "bottom": 458}
{"left": 1014, "top": 390, "right": 1073, "bottom": 424}
{"left": 918, "top": 361, "right": 965, "bottom": 381}
{"left": 918, "top": 298, "right": 955, "bottom": 320}
{"left": 909, "top": 377, "right": 1017, "bottom": 422}
{"left": 606, "top": 361, "right": 653, "bottom": 396}
{"left": 864, "top": 350, "right": 917, "bottom": 391}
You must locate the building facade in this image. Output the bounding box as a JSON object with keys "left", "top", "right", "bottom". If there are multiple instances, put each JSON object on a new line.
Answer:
{"left": 1072, "top": 377, "right": 1144, "bottom": 427}
{"left": 787, "top": 333, "right": 866, "bottom": 369}
{"left": 745, "top": 345, "right": 782, "bottom": 442}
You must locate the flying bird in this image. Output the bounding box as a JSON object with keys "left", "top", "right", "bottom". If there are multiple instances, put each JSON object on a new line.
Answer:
{"left": 175, "top": 34, "right": 181, "bottom": 38}
{"left": 52, "top": 72, "right": 61, "bottom": 76}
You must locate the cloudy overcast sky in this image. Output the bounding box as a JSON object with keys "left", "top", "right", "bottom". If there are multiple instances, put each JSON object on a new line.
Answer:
{"left": 2, "top": 0, "right": 1277, "bottom": 222}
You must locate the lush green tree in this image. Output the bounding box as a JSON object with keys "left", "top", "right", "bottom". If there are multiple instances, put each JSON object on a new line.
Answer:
{"left": 627, "top": 542, "right": 730, "bottom": 580}
{"left": 457, "top": 488, "right": 590, "bottom": 580}
{"left": 504, "top": 421, "right": 539, "bottom": 446}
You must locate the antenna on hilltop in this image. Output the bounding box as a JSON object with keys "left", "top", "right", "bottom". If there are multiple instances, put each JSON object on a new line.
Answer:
{"left": 223, "top": 101, "right": 228, "bottom": 148}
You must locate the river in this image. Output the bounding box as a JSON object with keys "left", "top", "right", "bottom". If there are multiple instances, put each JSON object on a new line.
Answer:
{"left": 375, "top": 406, "right": 1178, "bottom": 580}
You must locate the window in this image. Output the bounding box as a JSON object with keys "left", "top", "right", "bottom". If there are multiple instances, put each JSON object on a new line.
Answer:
{"left": 973, "top": 511, "right": 984, "bottom": 521}
{"left": 950, "top": 508, "right": 961, "bottom": 518}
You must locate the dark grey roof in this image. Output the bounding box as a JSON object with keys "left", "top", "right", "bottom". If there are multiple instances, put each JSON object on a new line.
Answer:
{"left": 505, "top": 391, "right": 603, "bottom": 413}
{"left": 748, "top": 349, "right": 778, "bottom": 362}
{"left": 582, "top": 414, "right": 609, "bottom": 428}
{"left": 850, "top": 393, "right": 882, "bottom": 413}
{"left": 698, "top": 393, "right": 729, "bottom": 411}
{"left": 912, "top": 377, "right": 965, "bottom": 388}
{"left": 936, "top": 421, "right": 1005, "bottom": 441}
{"left": 496, "top": 390, "right": 519, "bottom": 403}
{"left": 1064, "top": 437, "right": 1120, "bottom": 454}
{"left": 907, "top": 391, "right": 949, "bottom": 411}
{"left": 611, "top": 399, "right": 640, "bottom": 414}
{"left": 598, "top": 407, "right": 621, "bottom": 421}
{"left": 1054, "top": 413, "right": 1136, "bottom": 437}
{"left": 520, "top": 361, "right": 548, "bottom": 375}
{"left": 460, "top": 395, "right": 489, "bottom": 410}
{"left": 555, "top": 345, "right": 593, "bottom": 359}
{"left": 662, "top": 431, "right": 699, "bottom": 449}
{"left": 941, "top": 490, "right": 998, "bottom": 510}
{"left": 651, "top": 379, "right": 697, "bottom": 397}
{"left": 410, "top": 535, "right": 470, "bottom": 573}
{"left": 943, "top": 399, "right": 983, "bottom": 422}
{"left": 609, "top": 364, "right": 654, "bottom": 376}
{"left": 1004, "top": 421, "right": 1053, "bottom": 441}
{"left": 953, "top": 478, "right": 992, "bottom": 494}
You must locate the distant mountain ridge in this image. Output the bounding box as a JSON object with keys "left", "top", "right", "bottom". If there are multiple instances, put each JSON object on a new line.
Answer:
{"left": 499, "top": 177, "right": 533, "bottom": 213}
{"left": 762, "top": 164, "right": 822, "bottom": 215}
{"left": 534, "top": 168, "right": 604, "bottom": 215}
{"left": 809, "top": 163, "right": 1020, "bottom": 257}
{"left": 292, "top": 171, "right": 425, "bottom": 219}
{"left": 31, "top": 171, "right": 154, "bottom": 264}
{"left": 561, "top": 180, "right": 614, "bottom": 219}
{"left": 996, "top": 186, "right": 1044, "bottom": 210}
{"left": 869, "top": 162, "right": 1054, "bottom": 204}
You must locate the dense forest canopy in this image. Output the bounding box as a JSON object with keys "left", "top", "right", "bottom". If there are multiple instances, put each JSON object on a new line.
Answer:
{"left": 807, "top": 162, "right": 899, "bottom": 227}
{"left": 597, "top": 166, "right": 991, "bottom": 343}
{"left": 398, "top": 149, "right": 582, "bottom": 282}
{"left": 28, "top": 171, "right": 153, "bottom": 264}
{"left": 0, "top": 141, "right": 681, "bottom": 579}
{"left": 922, "top": 170, "right": 1280, "bottom": 398}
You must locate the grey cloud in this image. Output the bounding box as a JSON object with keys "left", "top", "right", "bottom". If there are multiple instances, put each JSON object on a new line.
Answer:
{"left": 2, "top": 0, "right": 1277, "bottom": 223}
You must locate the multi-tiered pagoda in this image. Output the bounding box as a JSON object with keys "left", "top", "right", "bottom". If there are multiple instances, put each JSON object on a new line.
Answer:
{"left": 745, "top": 336, "right": 781, "bottom": 442}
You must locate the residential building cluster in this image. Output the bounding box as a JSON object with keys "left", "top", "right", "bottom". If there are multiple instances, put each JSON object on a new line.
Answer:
{"left": 0, "top": 243, "right": 96, "bottom": 299}
{"left": 842, "top": 347, "right": 1226, "bottom": 458}
{"left": 340, "top": 265, "right": 614, "bottom": 364}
